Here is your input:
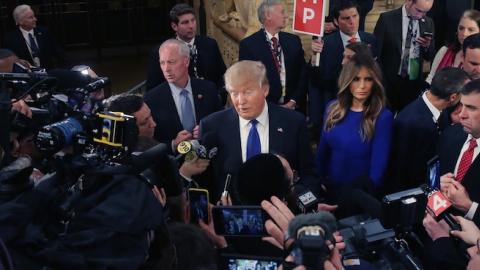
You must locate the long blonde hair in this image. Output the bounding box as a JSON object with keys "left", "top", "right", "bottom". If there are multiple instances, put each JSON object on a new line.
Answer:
{"left": 324, "top": 54, "right": 386, "bottom": 141}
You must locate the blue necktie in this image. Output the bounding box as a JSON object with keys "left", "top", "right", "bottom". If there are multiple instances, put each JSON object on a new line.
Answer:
{"left": 246, "top": 119, "right": 261, "bottom": 160}
{"left": 180, "top": 89, "right": 195, "bottom": 131}
{"left": 28, "top": 33, "right": 39, "bottom": 58}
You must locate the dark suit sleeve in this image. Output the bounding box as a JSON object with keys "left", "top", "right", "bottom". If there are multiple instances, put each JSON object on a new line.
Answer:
{"left": 290, "top": 35, "right": 308, "bottom": 103}
{"left": 422, "top": 18, "right": 436, "bottom": 61}
{"left": 373, "top": 13, "right": 387, "bottom": 66}
{"left": 238, "top": 40, "right": 253, "bottom": 61}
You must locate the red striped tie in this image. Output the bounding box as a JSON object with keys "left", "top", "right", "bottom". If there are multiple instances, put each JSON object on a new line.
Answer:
{"left": 456, "top": 138, "right": 478, "bottom": 182}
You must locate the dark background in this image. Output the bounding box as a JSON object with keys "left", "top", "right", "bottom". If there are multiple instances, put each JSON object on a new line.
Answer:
{"left": 0, "top": 0, "right": 201, "bottom": 93}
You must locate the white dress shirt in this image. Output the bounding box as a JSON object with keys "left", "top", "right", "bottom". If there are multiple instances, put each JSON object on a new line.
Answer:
{"left": 19, "top": 27, "right": 40, "bottom": 66}
{"left": 239, "top": 101, "right": 270, "bottom": 162}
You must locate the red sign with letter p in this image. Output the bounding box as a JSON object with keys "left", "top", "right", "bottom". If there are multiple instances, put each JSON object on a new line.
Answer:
{"left": 293, "top": 0, "right": 326, "bottom": 36}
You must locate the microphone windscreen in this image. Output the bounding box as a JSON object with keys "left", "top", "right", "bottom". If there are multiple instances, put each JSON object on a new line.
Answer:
{"left": 48, "top": 69, "right": 91, "bottom": 89}
{"left": 287, "top": 211, "right": 337, "bottom": 240}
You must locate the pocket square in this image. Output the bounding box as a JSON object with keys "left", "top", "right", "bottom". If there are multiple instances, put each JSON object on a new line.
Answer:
{"left": 277, "top": 127, "right": 283, "bottom": 132}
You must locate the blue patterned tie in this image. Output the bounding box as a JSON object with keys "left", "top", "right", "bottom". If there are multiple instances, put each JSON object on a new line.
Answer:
{"left": 246, "top": 119, "right": 261, "bottom": 160}
{"left": 180, "top": 89, "right": 195, "bottom": 131}
{"left": 28, "top": 33, "right": 39, "bottom": 58}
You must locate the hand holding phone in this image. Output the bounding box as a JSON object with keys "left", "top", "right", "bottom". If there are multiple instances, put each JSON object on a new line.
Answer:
{"left": 189, "top": 188, "right": 209, "bottom": 224}
{"left": 212, "top": 206, "right": 268, "bottom": 236}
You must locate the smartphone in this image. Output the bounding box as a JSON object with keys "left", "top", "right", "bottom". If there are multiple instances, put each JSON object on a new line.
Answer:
{"left": 422, "top": 31, "right": 434, "bottom": 38}
{"left": 212, "top": 206, "right": 268, "bottom": 236}
{"left": 188, "top": 188, "right": 209, "bottom": 224}
{"left": 220, "top": 254, "right": 281, "bottom": 270}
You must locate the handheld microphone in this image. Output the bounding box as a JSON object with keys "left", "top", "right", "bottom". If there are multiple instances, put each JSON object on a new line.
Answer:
{"left": 293, "top": 184, "right": 319, "bottom": 213}
{"left": 287, "top": 211, "right": 337, "bottom": 269}
{"left": 426, "top": 190, "right": 461, "bottom": 231}
{"left": 222, "top": 174, "right": 231, "bottom": 198}
{"left": 177, "top": 132, "right": 218, "bottom": 161}
{"left": 84, "top": 77, "right": 110, "bottom": 93}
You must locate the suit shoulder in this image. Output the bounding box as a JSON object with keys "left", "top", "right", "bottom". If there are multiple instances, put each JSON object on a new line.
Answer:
{"left": 270, "top": 103, "right": 306, "bottom": 122}
{"left": 192, "top": 78, "right": 217, "bottom": 91}
{"left": 196, "top": 35, "right": 219, "bottom": 46}
{"left": 202, "top": 108, "right": 233, "bottom": 123}
{"left": 144, "top": 83, "right": 169, "bottom": 99}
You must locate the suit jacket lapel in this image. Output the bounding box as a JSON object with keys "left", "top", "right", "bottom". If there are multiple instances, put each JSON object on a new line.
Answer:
{"left": 258, "top": 31, "right": 277, "bottom": 70}
{"left": 227, "top": 109, "right": 242, "bottom": 168}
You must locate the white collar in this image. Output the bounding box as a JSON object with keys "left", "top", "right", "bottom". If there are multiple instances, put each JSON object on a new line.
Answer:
{"left": 168, "top": 76, "right": 192, "bottom": 95}
{"left": 422, "top": 91, "right": 441, "bottom": 122}
{"left": 239, "top": 101, "right": 269, "bottom": 128}
{"left": 265, "top": 30, "right": 279, "bottom": 41}
{"left": 177, "top": 36, "right": 195, "bottom": 47}
{"left": 19, "top": 27, "right": 34, "bottom": 36}
{"left": 339, "top": 31, "right": 361, "bottom": 47}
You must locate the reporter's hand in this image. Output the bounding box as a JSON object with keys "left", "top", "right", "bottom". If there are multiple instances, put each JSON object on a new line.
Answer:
{"left": 450, "top": 216, "right": 480, "bottom": 245}
{"left": 11, "top": 99, "right": 32, "bottom": 118}
{"left": 152, "top": 187, "right": 167, "bottom": 207}
{"left": 192, "top": 125, "right": 200, "bottom": 139}
{"left": 440, "top": 172, "right": 456, "bottom": 193}
{"left": 318, "top": 203, "right": 338, "bottom": 212}
{"left": 423, "top": 213, "right": 451, "bottom": 241}
{"left": 446, "top": 180, "right": 473, "bottom": 212}
{"left": 218, "top": 193, "right": 232, "bottom": 206}
{"left": 173, "top": 130, "right": 193, "bottom": 149}
{"left": 261, "top": 196, "right": 295, "bottom": 249}
{"left": 179, "top": 158, "right": 210, "bottom": 178}
{"left": 199, "top": 204, "right": 228, "bottom": 248}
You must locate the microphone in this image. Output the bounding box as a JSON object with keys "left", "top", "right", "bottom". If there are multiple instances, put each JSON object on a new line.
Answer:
{"left": 84, "top": 77, "right": 110, "bottom": 93}
{"left": 177, "top": 132, "right": 218, "bottom": 161}
{"left": 426, "top": 190, "right": 461, "bottom": 231}
{"left": 287, "top": 211, "right": 337, "bottom": 269}
{"left": 292, "top": 184, "right": 319, "bottom": 213}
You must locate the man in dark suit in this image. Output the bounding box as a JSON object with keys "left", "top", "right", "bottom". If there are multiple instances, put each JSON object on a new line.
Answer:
{"left": 200, "top": 60, "right": 316, "bottom": 200}
{"left": 310, "top": 1, "right": 377, "bottom": 131}
{"left": 238, "top": 0, "right": 307, "bottom": 111}
{"left": 388, "top": 68, "right": 469, "bottom": 192}
{"left": 3, "top": 4, "right": 66, "bottom": 70}
{"left": 374, "top": 0, "right": 435, "bottom": 113}
{"left": 324, "top": 0, "right": 374, "bottom": 34}
{"left": 423, "top": 79, "right": 480, "bottom": 269}
{"left": 145, "top": 3, "right": 226, "bottom": 98}
{"left": 144, "top": 39, "right": 222, "bottom": 152}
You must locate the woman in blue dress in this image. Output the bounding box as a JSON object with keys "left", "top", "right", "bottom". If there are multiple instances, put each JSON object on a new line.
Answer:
{"left": 315, "top": 53, "right": 393, "bottom": 195}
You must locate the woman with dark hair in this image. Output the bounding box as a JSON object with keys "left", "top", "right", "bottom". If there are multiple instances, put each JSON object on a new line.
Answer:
{"left": 426, "top": 9, "right": 480, "bottom": 84}
{"left": 315, "top": 53, "right": 393, "bottom": 191}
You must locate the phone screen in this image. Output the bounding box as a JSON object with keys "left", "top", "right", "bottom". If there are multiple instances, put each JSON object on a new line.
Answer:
{"left": 189, "top": 189, "right": 209, "bottom": 224}
{"left": 427, "top": 156, "right": 440, "bottom": 190}
{"left": 212, "top": 206, "right": 267, "bottom": 236}
{"left": 227, "top": 258, "right": 279, "bottom": 270}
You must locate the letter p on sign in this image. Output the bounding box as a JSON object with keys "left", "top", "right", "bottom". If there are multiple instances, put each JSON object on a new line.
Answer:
{"left": 293, "top": 0, "right": 326, "bottom": 36}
